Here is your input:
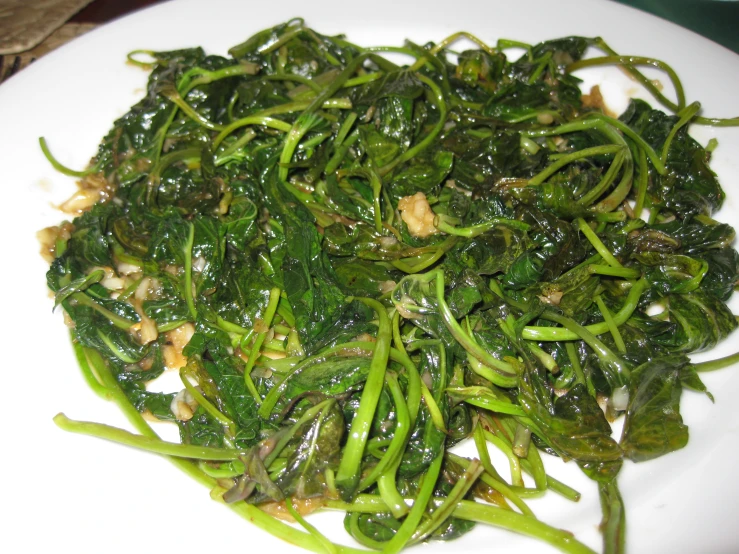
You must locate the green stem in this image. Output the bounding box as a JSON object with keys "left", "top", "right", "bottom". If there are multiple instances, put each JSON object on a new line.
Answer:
{"left": 418, "top": 374, "right": 448, "bottom": 432}
{"left": 161, "top": 86, "right": 224, "bottom": 130}
{"left": 218, "top": 492, "right": 367, "bottom": 554}
{"left": 325, "top": 129, "right": 359, "bottom": 174}
{"left": 543, "top": 474, "right": 582, "bottom": 503}
{"left": 180, "top": 365, "right": 237, "bottom": 435}
{"left": 379, "top": 74, "right": 447, "bottom": 176}
{"left": 575, "top": 218, "right": 622, "bottom": 268}
{"left": 213, "top": 116, "right": 293, "bottom": 149}
{"left": 578, "top": 149, "right": 625, "bottom": 207}
{"left": 179, "top": 63, "right": 259, "bottom": 93}
{"left": 278, "top": 112, "right": 324, "bottom": 186}
{"left": 523, "top": 279, "right": 648, "bottom": 341}
{"left": 285, "top": 498, "right": 339, "bottom": 554}
{"left": 334, "top": 112, "right": 357, "bottom": 147}
{"left": 277, "top": 295, "right": 296, "bottom": 327}
{"left": 265, "top": 72, "right": 323, "bottom": 92}
{"left": 380, "top": 453, "right": 444, "bottom": 554}
{"left": 660, "top": 101, "right": 701, "bottom": 166}
{"left": 590, "top": 38, "right": 739, "bottom": 125}
{"left": 243, "top": 287, "right": 282, "bottom": 404}
{"left": 198, "top": 460, "right": 244, "bottom": 478}
{"left": 451, "top": 500, "right": 596, "bottom": 554}
{"left": 342, "top": 72, "right": 383, "bottom": 88}
{"left": 579, "top": 113, "right": 665, "bottom": 174}
{"left": 484, "top": 429, "right": 524, "bottom": 486}
{"left": 595, "top": 295, "right": 626, "bottom": 353}
{"left": 96, "top": 330, "right": 143, "bottom": 364}
{"left": 587, "top": 147, "right": 633, "bottom": 213}
{"left": 587, "top": 265, "right": 640, "bottom": 279}
{"left": 72, "top": 346, "right": 364, "bottom": 554}
{"left": 39, "top": 137, "right": 98, "bottom": 177}
{"left": 258, "top": 341, "right": 372, "bottom": 419}
{"left": 522, "top": 434, "right": 546, "bottom": 489}
{"left": 148, "top": 147, "right": 202, "bottom": 196}
{"left": 448, "top": 451, "right": 533, "bottom": 516}
{"left": 215, "top": 128, "right": 256, "bottom": 164}
{"left": 529, "top": 145, "right": 623, "bottom": 186}
{"left": 432, "top": 271, "right": 518, "bottom": 385}
{"left": 411, "top": 460, "right": 484, "bottom": 543}
{"left": 430, "top": 30, "right": 497, "bottom": 55}
{"left": 216, "top": 316, "right": 252, "bottom": 336}
{"left": 69, "top": 293, "right": 138, "bottom": 330}
{"left": 473, "top": 423, "right": 505, "bottom": 480}
{"left": 567, "top": 54, "right": 685, "bottom": 110}
{"left": 543, "top": 311, "right": 630, "bottom": 386}
{"left": 262, "top": 401, "right": 337, "bottom": 470}
{"left": 183, "top": 222, "right": 197, "bottom": 319}
{"left": 72, "top": 339, "right": 111, "bottom": 399}
{"left": 435, "top": 215, "right": 529, "bottom": 237}
{"left": 634, "top": 148, "right": 649, "bottom": 220}
{"left": 528, "top": 343, "right": 559, "bottom": 374}
{"left": 390, "top": 248, "right": 446, "bottom": 274}
{"left": 566, "top": 341, "right": 594, "bottom": 397}
{"left": 327, "top": 494, "right": 595, "bottom": 554}
{"left": 694, "top": 350, "right": 739, "bottom": 372}
{"left": 54, "top": 414, "right": 244, "bottom": 460}
{"left": 590, "top": 211, "right": 626, "bottom": 223}
{"left": 599, "top": 480, "right": 626, "bottom": 554}
{"left": 335, "top": 298, "right": 391, "bottom": 499}
{"left": 451, "top": 385, "right": 527, "bottom": 416}
{"left": 359, "top": 374, "right": 411, "bottom": 518}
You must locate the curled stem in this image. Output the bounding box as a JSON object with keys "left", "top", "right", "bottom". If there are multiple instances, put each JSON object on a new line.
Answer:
{"left": 523, "top": 279, "right": 648, "bottom": 341}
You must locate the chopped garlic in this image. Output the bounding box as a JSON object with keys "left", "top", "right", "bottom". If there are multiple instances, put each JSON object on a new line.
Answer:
{"left": 58, "top": 188, "right": 103, "bottom": 214}
{"left": 162, "top": 322, "right": 195, "bottom": 370}
{"left": 378, "top": 280, "right": 397, "bottom": 294}
{"left": 170, "top": 389, "right": 198, "bottom": 421}
{"left": 536, "top": 112, "right": 554, "bottom": 125}
{"left": 134, "top": 277, "right": 151, "bottom": 302}
{"left": 193, "top": 256, "right": 206, "bottom": 273}
{"left": 58, "top": 173, "right": 116, "bottom": 215}
{"left": 395, "top": 294, "right": 422, "bottom": 320}
{"left": 37, "top": 222, "right": 74, "bottom": 263}
{"left": 397, "top": 192, "right": 437, "bottom": 238}
{"left": 138, "top": 314, "right": 159, "bottom": 345}
{"left": 116, "top": 262, "right": 142, "bottom": 275}
{"left": 611, "top": 386, "right": 630, "bottom": 411}
{"left": 538, "top": 290, "right": 564, "bottom": 306}
{"left": 101, "top": 277, "right": 126, "bottom": 291}
{"left": 379, "top": 236, "right": 398, "bottom": 249}
{"left": 258, "top": 497, "right": 325, "bottom": 522}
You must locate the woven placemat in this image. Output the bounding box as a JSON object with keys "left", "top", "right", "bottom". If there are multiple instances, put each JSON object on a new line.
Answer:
{"left": 1, "top": 22, "right": 96, "bottom": 82}
{"left": 0, "top": 0, "right": 95, "bottom": 54}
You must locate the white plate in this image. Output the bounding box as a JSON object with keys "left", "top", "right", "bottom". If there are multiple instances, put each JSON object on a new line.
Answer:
{"left": 2, "top": 0, "right": 738, "bottom": 552}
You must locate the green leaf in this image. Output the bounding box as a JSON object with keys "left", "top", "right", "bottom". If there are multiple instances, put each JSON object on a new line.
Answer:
{"left": 203, "top": 342, "right": 262, "bottom": 447}
{"left": 620, "top": 355, "right": 689, "bottom": 462}
{"left": 273, "top": 401, "right": 344, "bottom": 498}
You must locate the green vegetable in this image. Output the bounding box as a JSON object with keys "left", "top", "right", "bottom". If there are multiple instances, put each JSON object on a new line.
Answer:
{"left": 43, "top": 19, "right": 739, "bottom": 554}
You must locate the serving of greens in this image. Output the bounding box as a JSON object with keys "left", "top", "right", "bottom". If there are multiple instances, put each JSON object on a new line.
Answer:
{"left": 41, "top": 18, "right": 739, "bottom": 554}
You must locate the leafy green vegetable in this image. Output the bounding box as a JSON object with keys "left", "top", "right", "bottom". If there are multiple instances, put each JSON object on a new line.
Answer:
{"left": 620, "top": 355, "right": 689, "bottom": 462}
{"left": 43, "top": 19, "right": 739, "bottom": 554}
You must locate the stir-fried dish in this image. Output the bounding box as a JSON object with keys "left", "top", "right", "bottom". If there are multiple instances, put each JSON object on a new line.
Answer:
{"left": 40, "top": 19, "right": 739, "bottom": 554}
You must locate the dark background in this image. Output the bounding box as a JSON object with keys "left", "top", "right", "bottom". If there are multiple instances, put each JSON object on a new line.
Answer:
{"left": 612, "top": 0, "right": 739, "bottom": 54}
